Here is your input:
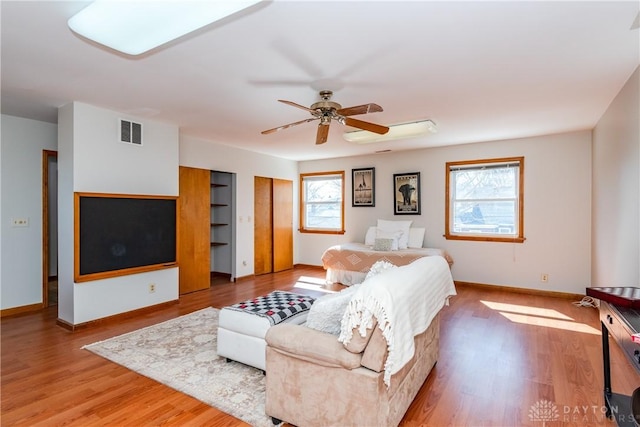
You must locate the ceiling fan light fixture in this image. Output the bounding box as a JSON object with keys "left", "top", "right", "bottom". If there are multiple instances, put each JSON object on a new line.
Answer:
{"left": 343, "top": 119, "right": 437, "bottom": 144}
{"left": 68, "top": 0, "right": 263, "bottom": 56}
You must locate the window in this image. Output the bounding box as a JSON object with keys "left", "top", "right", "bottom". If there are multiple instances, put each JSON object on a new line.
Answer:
{"left": 300, "top": 171, "right": 345, "bottom": 234}
{"left": 445, "top": 157, "right": 525, "bottom": 243}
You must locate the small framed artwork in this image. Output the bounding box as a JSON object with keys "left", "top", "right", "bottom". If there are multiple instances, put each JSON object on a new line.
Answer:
{"left": 352, "top": 167, "right": 375, "bottom": 207}
{"left": 393, "top": 172, "right": 421, "bottom": 215}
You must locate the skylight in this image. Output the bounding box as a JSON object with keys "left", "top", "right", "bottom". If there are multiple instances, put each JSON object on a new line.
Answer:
{"left": 68, "top": 0, "right": 263, "bottom": 56}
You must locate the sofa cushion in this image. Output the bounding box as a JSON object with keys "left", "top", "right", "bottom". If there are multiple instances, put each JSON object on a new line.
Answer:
{"left": 361, "top": 326, "right": 388, "bottom": 372}
{"left": 342, "top": 319, "right": 377, "bottom": 354}
{"left": 266, "top": 323, "right": 362, "bottom": 369}
{"left": 306, "top": 285, "right": 359, "bottom": 335}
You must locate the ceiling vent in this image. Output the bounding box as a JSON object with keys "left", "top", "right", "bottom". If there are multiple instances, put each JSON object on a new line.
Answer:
{"left": 120, "top": 119, "right": 143, "bottom": 145}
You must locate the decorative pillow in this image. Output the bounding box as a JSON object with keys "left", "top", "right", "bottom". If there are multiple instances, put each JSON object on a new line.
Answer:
{"left": 377, "top": 219, "right": 412, "bottom": 249}
{"left": 373, "top": 238, "right": 394, "bottom": 251}
{"left": 305, "top": 285, "right": 360, "bottom": 335}
{"left": 364, "top": 226, "right": 377, "bottom": 246}
{"left": 408, "top": 227, "right": 426, "bottom": 248}
{"left": 364, "top": 260, "right": 397, "bottom": 282}
{"left": 375, "top": 229, "right": 402, "bottom": 250}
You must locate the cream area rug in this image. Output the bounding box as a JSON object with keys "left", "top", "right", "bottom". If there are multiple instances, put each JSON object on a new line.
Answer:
{"left": 82, "top": 308, "right": 271, "bottom": 427}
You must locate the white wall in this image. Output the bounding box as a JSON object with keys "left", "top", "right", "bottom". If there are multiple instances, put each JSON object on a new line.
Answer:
{"left": 592, "top": 66, "right": 640, "bottom": 286}
{"left": 57, "top": 102, "right": 179, "bottom": 324}
{"left": 179, "top": 136, "right": 299, "bottom": 279}
{"left": 1, "top": 109, "right": 298, "bottom": 316}
{"left": 57, "top": 105, "right": 73, "bottom": 321}
{"left": 299, "top": 130, "right": 592, "bottom": 295}
{"left": 1, "top": 115, "right": 57, "bottom": 310}
{"left": 5, "top": 71, "right": 636, "bottom": 315}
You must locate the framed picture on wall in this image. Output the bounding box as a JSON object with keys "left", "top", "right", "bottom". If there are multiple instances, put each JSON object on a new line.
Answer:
{"left": 393, "top": 172, "right": 421, "bottom": 215}
{"left": 352, "top": 167, "right": 375, "bottom": 207}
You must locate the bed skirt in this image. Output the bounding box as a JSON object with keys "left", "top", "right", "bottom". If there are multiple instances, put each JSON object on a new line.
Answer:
{"left": 325, "top": 268, "right": 368, "bottom": 286}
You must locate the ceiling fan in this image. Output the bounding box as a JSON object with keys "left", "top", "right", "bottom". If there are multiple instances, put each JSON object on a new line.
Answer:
{"left": 261, "top": 90, "right": 389, "bottom": 145}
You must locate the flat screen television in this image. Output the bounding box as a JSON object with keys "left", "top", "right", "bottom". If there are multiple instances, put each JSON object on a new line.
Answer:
{"left": 74, "top": 192, "right": 178, "bottom": 282}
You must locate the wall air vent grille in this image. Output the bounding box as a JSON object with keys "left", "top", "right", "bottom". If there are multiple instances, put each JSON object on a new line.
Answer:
{"left": 120, "top": 119, "right": 143, "bottom": 145}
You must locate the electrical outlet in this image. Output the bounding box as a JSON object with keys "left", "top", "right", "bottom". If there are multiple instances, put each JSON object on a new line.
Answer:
{"left": 541, "top": 274, "right": 549, "bottom": 283}
{"left": 11, "top": 218, "right": 29, "bottom": 227}
{"left": 149, "top": 283, "right": 156, "bottom": 293}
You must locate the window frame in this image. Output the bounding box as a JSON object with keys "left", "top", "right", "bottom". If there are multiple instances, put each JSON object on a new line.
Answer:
{"left": 445, "top": 156, "right": 525, "bottom": 243}
{"left": 299, "top": 170, "right": 345, "bottom": 235}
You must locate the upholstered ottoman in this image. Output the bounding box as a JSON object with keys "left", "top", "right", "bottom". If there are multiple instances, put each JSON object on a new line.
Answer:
{"left": 217, "top": 291, "right": 315, "bottom": 371}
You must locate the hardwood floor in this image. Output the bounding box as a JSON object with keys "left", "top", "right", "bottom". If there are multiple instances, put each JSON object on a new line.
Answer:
{"left": 2, "top": 266, "right": 638, "bottom": 426}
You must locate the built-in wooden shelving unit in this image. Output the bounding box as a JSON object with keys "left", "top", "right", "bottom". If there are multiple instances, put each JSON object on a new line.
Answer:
{"left": 210, "top": 172, "right": 234, "bottom": 279}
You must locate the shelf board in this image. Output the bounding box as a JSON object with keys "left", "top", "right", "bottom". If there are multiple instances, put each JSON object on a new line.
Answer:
{"left": 211, "top": 242, "right": 228, "bottom": 246}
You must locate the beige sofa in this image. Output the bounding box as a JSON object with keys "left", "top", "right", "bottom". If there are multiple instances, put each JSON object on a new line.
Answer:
{"left": 265, "top": 313, "right": 440, "bottom": 426}
{"left": 264, "top": 255, "right": 456, "bottom": 427}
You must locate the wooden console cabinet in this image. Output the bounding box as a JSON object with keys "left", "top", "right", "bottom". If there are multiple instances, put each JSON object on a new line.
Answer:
{"left": 588, "top": 287, "right": 640, "bottom": 426}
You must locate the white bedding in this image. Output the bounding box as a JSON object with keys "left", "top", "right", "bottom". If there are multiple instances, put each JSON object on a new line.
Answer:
{"left": 322, "top": 242, "right": 453, "bottom": 286}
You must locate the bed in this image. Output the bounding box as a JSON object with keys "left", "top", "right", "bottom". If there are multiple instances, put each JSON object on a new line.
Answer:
{"left": 321, "top": 222, "right": 453, "bottom": 285}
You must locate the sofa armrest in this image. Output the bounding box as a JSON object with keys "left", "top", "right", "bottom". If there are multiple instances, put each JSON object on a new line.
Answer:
{"left": 265, "top": 323, "right": 362, "bottom": 369}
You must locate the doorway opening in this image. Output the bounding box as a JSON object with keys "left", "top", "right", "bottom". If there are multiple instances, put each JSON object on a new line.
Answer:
{"left": 42, "top": 150, "right": 58, "bottom": 307}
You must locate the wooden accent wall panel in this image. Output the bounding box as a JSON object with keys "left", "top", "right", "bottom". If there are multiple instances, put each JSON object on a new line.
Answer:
{"left": 254, "top": 177, "right": 273, "bottom": 275}
{"left": 272, "top": 178, "right": 293, "bottom": 272}
{"left": 178, "top": 167, "right": 210, "bottom": 294}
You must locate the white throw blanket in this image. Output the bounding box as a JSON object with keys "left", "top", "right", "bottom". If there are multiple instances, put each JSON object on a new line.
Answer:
{"left": 338, "top": 256, "right": 457, "bottom": 386}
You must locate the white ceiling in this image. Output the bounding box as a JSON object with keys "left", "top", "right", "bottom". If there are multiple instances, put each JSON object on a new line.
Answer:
{"left": 2, "top": 1, "right": 639, "bottom": 161}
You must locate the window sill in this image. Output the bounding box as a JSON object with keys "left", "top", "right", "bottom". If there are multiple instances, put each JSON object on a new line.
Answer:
{"left": 444, "top": 234, "right": 526, "bottom": 243}
{"left": 299, "top": 229, "right": 345, "bottom": 235}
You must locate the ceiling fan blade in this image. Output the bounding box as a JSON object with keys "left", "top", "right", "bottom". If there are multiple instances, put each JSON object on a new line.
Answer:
{"left": 316, "top": 123, "right": 330, "bottom": 145}
{"left": 343, "top": 117, "right": 389, "bottom": 135}
{"left": 337, "top": 103, "right": 383, "bottom": 116}
{"left": 278, "top": 99, "right": 314, "bottom": 112}
{"left": 261, "top": 117, "right": 318, "bottom": 134}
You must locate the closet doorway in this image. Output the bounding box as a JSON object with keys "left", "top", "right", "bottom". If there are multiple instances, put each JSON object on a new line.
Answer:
{"left": 178, "top": 166, "right": 236, "bottom": 294}
{"left": 254, "top": 177, "right": 293, "bottom": 275}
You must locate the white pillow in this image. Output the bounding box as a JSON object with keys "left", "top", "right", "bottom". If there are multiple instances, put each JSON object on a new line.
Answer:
{"left": 408, "top": 227, "right": 426, "bottom": 248}
{"left": 305, "top": 285, "right": 360, "bottom": 335}
{"left": 375, "top": 229, "right": 402, "bottom": 250}
{"left": 364, "top": 226, "right": 377, "bottom": 246}
{"left": 377, "top": 219, "right": 412, "bottom": 249}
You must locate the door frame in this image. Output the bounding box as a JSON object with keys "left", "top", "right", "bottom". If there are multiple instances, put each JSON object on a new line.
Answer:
{"left": 42, "top": 149, "right": 57, "bottom": 308}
